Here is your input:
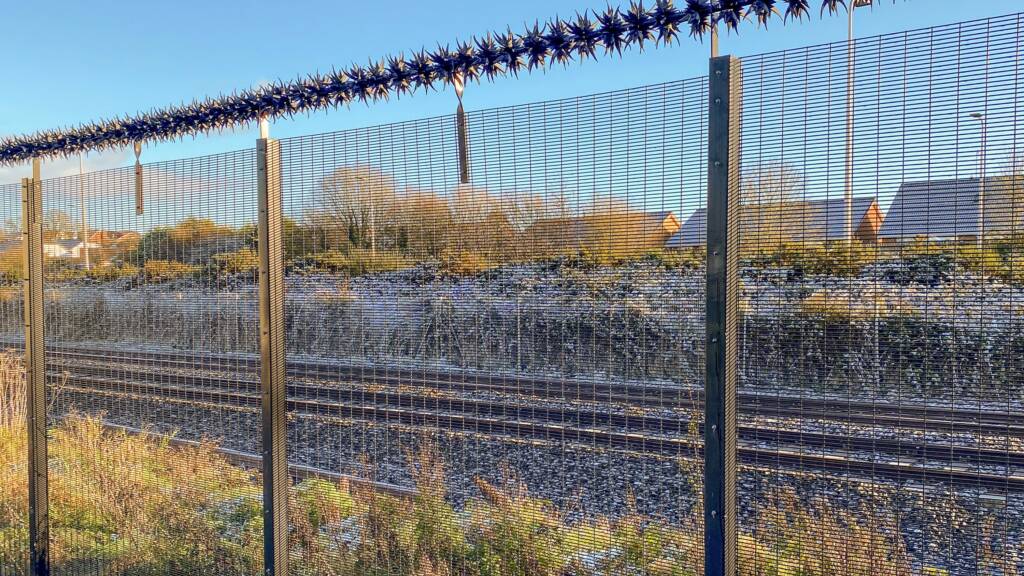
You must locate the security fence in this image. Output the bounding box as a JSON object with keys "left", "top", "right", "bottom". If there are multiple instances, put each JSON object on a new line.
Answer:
{"left": 0, "top": 11, "right": 1022, "bottom": 576}
{"left": 737, "top": 16, "right": 1023, "bottom": 575}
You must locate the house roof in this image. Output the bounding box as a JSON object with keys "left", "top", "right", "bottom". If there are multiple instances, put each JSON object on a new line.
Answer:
{"left": 0, "top": 239, "right": 21, "bottom": 254}
{"left": 665, "top": 209, "right": 707, "bottom": 248}
{"left": 52, "top": 239, "right": 83, "bottom": 250}
{"left": 530, "top": 210, "right": 678, "bottom": 243}
{"left": 88, "top": 230, "right": 140, "bottom": 241}
{"left": 666, "top": 196, "right": 878, "bottom": 248}
{"left": 878, "top": 176, "right": 1018, "bottom": 240}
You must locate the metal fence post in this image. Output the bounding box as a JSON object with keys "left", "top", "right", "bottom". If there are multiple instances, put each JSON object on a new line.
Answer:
{"left": 705, "top": 55, "right": 740, "bottom": 576}
{"left": 257, "top": 132, "right": 288, "bottom": 576}
{"left": 22, "top": 159, "right": 49, "bottom": 576}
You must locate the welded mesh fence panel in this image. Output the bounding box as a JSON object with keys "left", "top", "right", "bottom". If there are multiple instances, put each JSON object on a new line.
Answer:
{"left": 39, "top": 151, "right": 263, "bottom": 576}
{"left": 0, "top": 182, "right": 25, "bottom": 576}
{"left": 736, "top": 14, "right": 1024, "bottom": 576}
{"left": 276, "top": 77, "right": 708, "bottom": 574}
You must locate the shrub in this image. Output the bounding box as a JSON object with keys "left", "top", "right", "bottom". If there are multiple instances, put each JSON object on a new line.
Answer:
{"left": 0, "top": 250, "right": 21, "bottom": 283}
{"left": 956, "top": 243, "right": 1006, "bottom": 276}
{"left": 1006, "top": 253, "right": 1024, "bottom": 285}
{"left": 745, "top": 488, "right": 910, "bottom": 576}
{"left": 994, "top": 232, "right": 1024, "bottom": 258}
{"left": 895, "top": 237, "right": 1024, "bottom": 285}
{"left": 133, "top": 218, "right": 243, "bottom": 266}
{"left": 467, "top": 478, "right": 567, "bottom": 576}
{"left": 755, "top": 240, "right": 878, "bottom": 277}
{"left": 597, "top": 511, "right": 701, "bottom": 576}
{"left": 302, "top": 249, "right": 410, "bottom": 277}
{"left": 212, "top": 248, "right": 259, "bottom": 275}
{"left": 85, "top": 264, "right": 139, "bottom": 282}
{"left": 46, "top": 260, "right": 87, "bottom": 282}
{"left": 641, "top": 248, "right": 706, "bottom": 270}
{"left": 552, "top": 249, "right": 618, "bottom": 269}
{"left": 0, "top": 288, "right": 19, "bottom": 305}
{"left": 438, "top": 250, "right": 493, "bottom": 276}
{"left": 142, "top": 260, "right": 200, "bottom": 282}
{"left": 408, "top": 441, "right": 469, "bottom": 568}
{"left": 800, "top": 288, "right": 917, "bottom": 322}
{"left": 294, "top": 478, "right": 354, "bottom": 530}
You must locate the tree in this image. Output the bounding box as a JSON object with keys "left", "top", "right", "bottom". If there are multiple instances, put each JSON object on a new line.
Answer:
{"left": 320, "top": 165, "right": 398, "bottom": 255}
{"left": 501, "top": 191, "right": 567, "bottom": 234}
{"left": 393, "top": 190, "right": 452, "bottom": 258}
{"left": 133, "top": 217, "right": 239, "bottom": 264}
{"left": 578, "top": 195, "right": 665, "bottom": 260}
{"left": 448, "top": 185, "right": 517, "bottom": 257}
{"left": 167, "top": 217, "right": 233, "bottom": 243}
{"left": 43, "top": 209, "right": 75, "bottom": 239}
{"left": 739, "top": 163, "right": 814, "bottom": 254}
{"left": 2, "top": 219, "right": 18, "bottom": 239}
{"left": 241, "top": 216, "right": 328, "bottom": 259}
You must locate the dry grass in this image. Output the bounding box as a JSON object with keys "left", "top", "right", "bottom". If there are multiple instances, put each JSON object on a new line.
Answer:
{"left": 799, "top": 287, "right": 918, "bottom": 322}
{"left": 142, "top": 259, "right": 201, "bottom": 282}
{"left": 0, "top": 359, "right": 1006, "bottom": 576}
{"left": 47, "top": 417, "right": 262, "bottom": 575}
{"left": 741, "top": 487, "right": 911, "bottom": 576}
{"left": 0, "top": 351, "right": 27, "bottom": 575}
{"left": 0, "top": 352, "right": 24, "bottom": 430}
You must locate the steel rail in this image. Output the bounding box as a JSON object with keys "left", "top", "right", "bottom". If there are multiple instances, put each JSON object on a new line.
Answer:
{"left": 53, "top": 368, "right": 1024, "bottom": 491}
{"left": 34, "top": 342, "right": 1024, "bottom": 436}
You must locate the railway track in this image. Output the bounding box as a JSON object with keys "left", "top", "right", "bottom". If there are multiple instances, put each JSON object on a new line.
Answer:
{"left": 38, "top": 342, "right": 1024, "bottom": 436}
{"left": 39, "top": 348, "right": 1024, "bottom": 491}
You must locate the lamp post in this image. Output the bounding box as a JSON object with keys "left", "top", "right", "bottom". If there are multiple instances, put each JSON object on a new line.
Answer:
{"left": 79, "top": 154, "right": 90, "bottom": 270}
{"left": 355, "top": 172, "right": 376, "bottom": 257}
{"left": 971, "top": 112, "right": 988, "bottom": 246}
{"left": 843, "top": 0, "right": 872, "bottom": 242}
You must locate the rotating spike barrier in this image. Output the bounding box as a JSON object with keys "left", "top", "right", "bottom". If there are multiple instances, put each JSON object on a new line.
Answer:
{"left": 0, "top": 0, "right": 877, "bottom": 165}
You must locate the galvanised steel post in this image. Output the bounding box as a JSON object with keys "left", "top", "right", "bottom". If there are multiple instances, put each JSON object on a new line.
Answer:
{"left": 705, "top": 55, "right": 740, "bottom": 576}
{"left": 22, "top": 159, "right": 49, "bottom": 576}
{"left": 257, "top": 126, "right": 288, "bottom": 576}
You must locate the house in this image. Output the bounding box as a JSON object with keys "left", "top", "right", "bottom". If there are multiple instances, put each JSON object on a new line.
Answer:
{"left": 0, "top": 233, "right": 131, "bottom": 267}
{"left": 43, "top": 239, "right": 101, "bottom": 259}
{"left": 878, "top": 176, "right": 1021, "bottom": 243}
{"left": 665, "top": 209, "right": 709, "bottom": 249}
{"left": 0, "top": 238, "right": 21, "bottom": 256}
{"left": 666, "top": 196, "right": 883, "bottom": 248}
{"left": 526, "top": 210, "right": 681, "bottom": 256}
{"left": 87, "top": 230, "right": 141, "bottom": 248}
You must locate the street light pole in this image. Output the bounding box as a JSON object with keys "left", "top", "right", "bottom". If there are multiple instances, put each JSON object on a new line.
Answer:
{"left": 843, "top": 1, "right": 872, "bottom": 243}
{"left": 971, "top": 112, "right": 987, "bottom": 246}
{"left": 79, "top": 154, "right": 90, "bottom": 270}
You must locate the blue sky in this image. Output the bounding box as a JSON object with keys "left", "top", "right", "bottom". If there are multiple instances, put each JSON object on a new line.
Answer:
{"left": 2, "top": 0, "right": 1021, "bottom": 183}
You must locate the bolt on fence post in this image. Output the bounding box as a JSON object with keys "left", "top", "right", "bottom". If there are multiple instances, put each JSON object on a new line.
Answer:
{"left": 257, "top": 130, "right": 288, "bottom": 576}
{"left": 22, "top": 159, "right": 49, "bottom": 576}
{"left": 704, "top": 55, "right": 740, "bottom": 576}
